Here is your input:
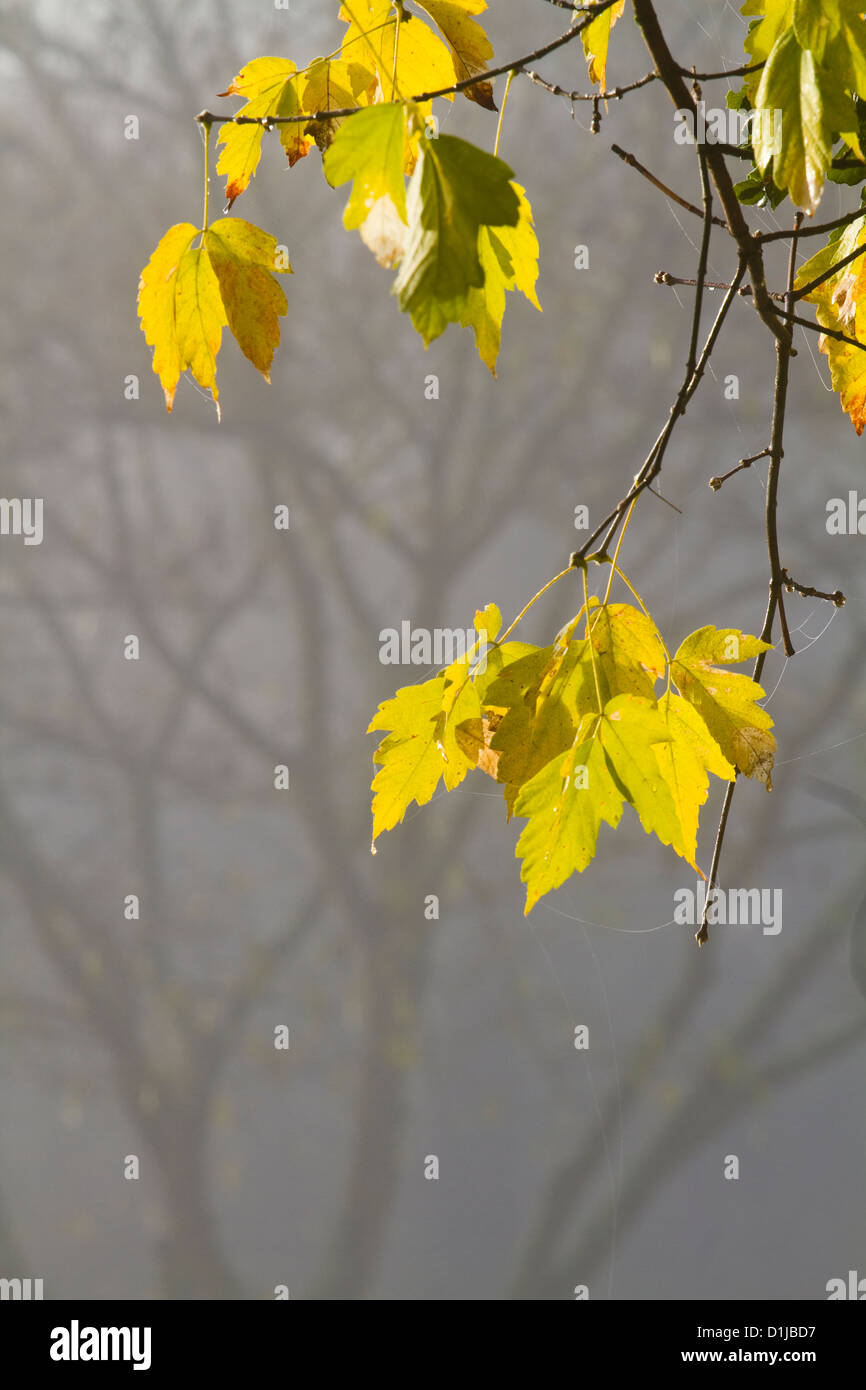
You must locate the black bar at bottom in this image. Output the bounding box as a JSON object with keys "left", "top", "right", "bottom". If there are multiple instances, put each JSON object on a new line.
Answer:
{"left": 1, "top": 1298, "right": 862, "bottom": 1374}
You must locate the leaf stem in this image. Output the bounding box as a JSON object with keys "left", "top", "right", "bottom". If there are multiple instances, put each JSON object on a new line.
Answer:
{"left": 610, "top": 561, "right": 671, "bottom": 665}
{"left": 391, "top": 0, "right": 402, "bottom": 103}
{"left": 200, "top": 114, "right": 212, "bottom": 231}
{"left": 582, "top": 566, "right": 605, "bottom": 713}
{"left": 602, "top": 496, "right": 635, "bottom": 604}
{"left": 497, "top": 566, "right": 572, "bottom": 645}
{"left": 494, "top": 69, "right": 516, "bottom": 158}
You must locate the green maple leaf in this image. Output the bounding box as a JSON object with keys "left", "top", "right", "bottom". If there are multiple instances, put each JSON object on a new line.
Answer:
{"left": 323, "top": 102, "right": 408, "bottom": 228}
{"left": 752, "top": 26, "right": 859, "bottom": 212}
{"left": 393, "top": 134, "right": 520, "bottom": 344}
{"left": 514, "top": 694, "right": 680, "bottom": 915}
{"left": 458, "top": 182, "right": 542, "bottom": 375}
{"left": 742, "top": 0, "right": 795, "bottom": 101}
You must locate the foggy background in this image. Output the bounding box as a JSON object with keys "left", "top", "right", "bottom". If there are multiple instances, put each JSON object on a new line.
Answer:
{"left": 0, "top": 0, "right": 863, "bottom": 1300}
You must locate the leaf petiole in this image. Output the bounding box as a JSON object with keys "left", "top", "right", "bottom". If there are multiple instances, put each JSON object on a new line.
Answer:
{"left": 497, "top": 565, "right": 572, "bottom": 645}
{"left": 200, "top": 114, "right": 212, "bottom": 232}
{"left": 494, "top": 69, "right": 516, "bottom": 159}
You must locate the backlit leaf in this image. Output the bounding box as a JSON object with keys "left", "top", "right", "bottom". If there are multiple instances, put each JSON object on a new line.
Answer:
{"left": 459, "top": 182, "right": 542, "bottom": 374}
{"left": 671, "top": 626, "right": 776, "bottom": 784}
{"left": 415, "top": 0, "right": 497, "bottom": 109}
{"left": 138, "top": 218, "right": 290, "bottom": 414}
{"left": 204, "top": 220, "right": 291, "bottom": 379}
{"left": 368, "top": 675, "right": 451, "bottom": 843}
{"left": 655, "top": 691, "right": 736, "bottom": 872}
{"left": 394, "top": 135, "right": 520, "bottom": 344}
{"left": 515, "top": 737, "right": 624, "bottom": 915}
{"left": 217, "top": 58, "right": 314, "bottom": 208}
{"left": 302, "top": 55, "right": 375, "bottom": 150}
{"left": 794, "top": 210, "right": 866, "bottom": 432}
{"left": 752, "top": 27, "right": 858, "bottom": 212}
{"left": 597, "top": 694, "right": 679, "bottom": 848}
{"left": 339, "top": 0, "right": 455, "bottom": 102}
{"left": 587, "top": 602, "right": 666, "bottom": 703}
{"left": 581, "top": 0, "right": 625, "bottom": 89}
{"left": 323, "top": 103, "right": 408, "bottom": 228}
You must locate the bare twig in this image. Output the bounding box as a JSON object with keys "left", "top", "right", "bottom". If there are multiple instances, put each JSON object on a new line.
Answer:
{"left": 781, "top": 570, "right": 846, "bottom": 608}
{"left": 612, "top": 144, "right": 728, "bottom": 227}
{"left": 709, "top": 447, "right": 771, "bottom": 491}
{"left": 195, "top": 3, "right": 623, "bottom": 127}
{"left": 655, "top": 271, "right": 787, "bottom": 303}
{"left": 698, "top": 215, "right": 803, "bottom": 944}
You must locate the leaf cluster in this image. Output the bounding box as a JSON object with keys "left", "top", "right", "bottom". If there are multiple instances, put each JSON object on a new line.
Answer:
{"left": 367, "top": 589, "right": 775, "bottom": 914}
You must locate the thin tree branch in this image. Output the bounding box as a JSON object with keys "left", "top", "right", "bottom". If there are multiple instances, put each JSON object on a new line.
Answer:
{"left": 792, "top": 237, "right": 866, "bottom": 302}
{"left": 781, "top": 570, "right": 846, "bottom": 607}
{"left": 612, "top": 144, "right": 728, "bottom": 227}
{"left": 708, "top": 447, "right": 772, "bottom": 491}
{"left": 655, "top": 271, "right": 787, "bottom": 302}
{"left": 758, "top": 206, "right": 866, "bottom": 242}
{"left": 194, "top": 3, "right": 622, "bottom": 127}
{"left": 678, "top": 62, "right": 765, "bottom": 80}
{"left": 698, "top": 214, "right": 802, "bottom": 944}
{"left": 773, "top": 306, "right": 866, "bottom": 351}
{"left": 524, "top": 70, "right": 657, "bottom": 103}
{"left": 631, "top": 0, "right": 787, "bottom": 344}
{"left": 572, "top": 259, "right": 746, "bottom": 566}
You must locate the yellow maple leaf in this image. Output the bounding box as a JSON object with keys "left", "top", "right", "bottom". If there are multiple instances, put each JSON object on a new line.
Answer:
{"left": 138, "top": 219, "right": 291, "bottom": 415}
{"left": 582, "top": 0, "right": 625, "bottom": 90}
{"left": 205, "top": 221, "right": 291, "bottom": 379}
{"left": 340, "top": 0, "right": 455, "bottom": 102}
{"left": 415, "top": 0, "right": 497, "bottom": 109}
{"left": 302, "top": 55, "right": 376, "bottom": 151}
{"left": 217, "top": 57, "right": 314, "bottom": 208}
{"left": 795, "top": 213, "right": 866, "bottom": 433}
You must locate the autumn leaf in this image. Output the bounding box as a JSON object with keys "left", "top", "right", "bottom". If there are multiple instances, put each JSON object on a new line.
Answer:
{"left": 138, "top": 223, "right": 223, "bottom": 413}
{"left": 794, "top": 211, "right": 866, "bottom": 433}
{"left": 490, "top": 623, "right": 596, "bottom": 815}
{"left": 367, "top": 603, "right": 501, "bottom": 844}
{"left": 394, "top": 135, "right": 520, "bottom": 344}
{"left": 415, "top": 0, "right": 497, "bottom": 109}
{"left": 752, "top": 26, "right": 858, "bottom": 212}
{"left": 454, "top": 639, "right": 539, "bottom": 776}
{"left": 302, "top": 55, "right": 375, "bottom": 151}
{"left": 138, "top": 219, "right": 291, "bottom": 415}
{"left": 216, "top": 57, "right": 313, "bottom": 208}
{"left": 587, "top": 601, "right": 666, "bottom": 703}
{"left": 368, "top": 675, "right": 454, "bottom": 844}
{"left": 204, "top": 220, "right": 291, "bottom": 379}
{"left": 367, "top": 598, "right": 780, "bottom": 908}
{"left": 339, "top": 0, "right": 454, "bottom": 102}
{"left": 671, "top": 626, "right": 776, "bottom": 785}
{"left": 655, "top": 691, "right": 735, "bottom": 872}
{"left": 581, "top": 0, "right": 625, "bottom": 90}
{"left": 741, "top": 0, "right": 795, "bottom": 101}
{"left": 596, "top": 694, "right": 679, "bottom": 849}
{"left": 323, "top": 103, "right": 408, "bottom": 228}
{"left": 515, "top": 736, "right": 624, "bottom": 914}
{"left": 459, "top": 182, "right": 541, "bottom": 375}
